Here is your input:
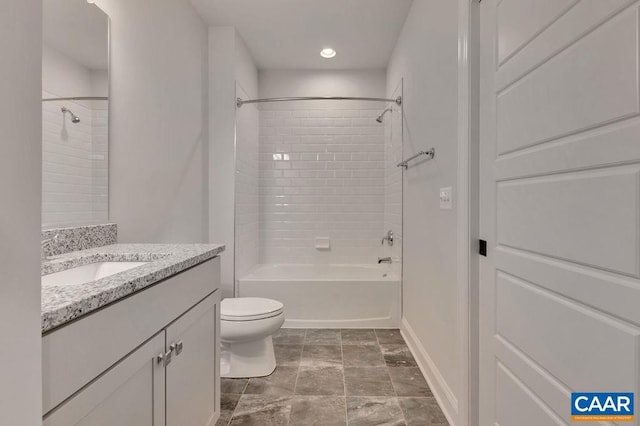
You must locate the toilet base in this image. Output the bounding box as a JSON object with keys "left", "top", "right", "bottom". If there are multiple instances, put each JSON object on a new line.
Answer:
{"left": 220, "top": 335, "right": 277, "bottom": 378}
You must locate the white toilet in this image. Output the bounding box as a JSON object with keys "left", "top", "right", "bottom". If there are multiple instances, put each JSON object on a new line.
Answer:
{"left": 220, "top": 297, "right": 284, "bottom": 378}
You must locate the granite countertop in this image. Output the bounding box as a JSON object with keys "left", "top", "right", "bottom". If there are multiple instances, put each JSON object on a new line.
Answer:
{"left": 41, "top": 243, "right": 225, "bottom": 333}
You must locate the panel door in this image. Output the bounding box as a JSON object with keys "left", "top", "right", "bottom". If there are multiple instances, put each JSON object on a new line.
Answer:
{"left": 166, "top": 291, "right": 220, "bottom": 426}
{"left": 479, "top": 0, "right": 640, "bottom": 424}
{"left": 43, "top": 332, "right": 165, "bottom": 426}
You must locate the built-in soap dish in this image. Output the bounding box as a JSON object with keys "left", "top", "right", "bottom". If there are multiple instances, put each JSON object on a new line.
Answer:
{"left": 315, "top": 237, "right": 331, "bottom": 250}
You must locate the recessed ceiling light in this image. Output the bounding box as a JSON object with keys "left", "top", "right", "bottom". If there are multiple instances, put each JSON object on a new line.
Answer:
{"left": 320, "top": 48, "right": 337, "bottom": 59}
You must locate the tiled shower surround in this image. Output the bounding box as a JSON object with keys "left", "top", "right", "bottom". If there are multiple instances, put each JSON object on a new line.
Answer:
{"left": 384, "top": 86, "right": 404, "bottom": 275}
{"left": 258, "top": 101, "right": 387, "bottom": 265}
{"left": 42, "top": 92, "right": 108, "bottom": 227}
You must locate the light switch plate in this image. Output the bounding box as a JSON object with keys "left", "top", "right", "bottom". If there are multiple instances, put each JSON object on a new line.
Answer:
{"left": 440, "top": 187, "right": 453, "bottom": 210}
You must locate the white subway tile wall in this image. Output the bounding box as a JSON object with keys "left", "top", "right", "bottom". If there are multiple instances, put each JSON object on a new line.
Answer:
{"left": 91, "top": 101, "right": 109, "bottom": 222}
{"left": 384, "top": 93, "right": 403, "bottom": 276}
{"left": 235, "top": 88, "right": 260, "bottom": 280}
{"left": 258, "top": 101, "right": 387, "bottom": 264}
{"left": 42, "top": 91, "right": 108, "bottom": 227}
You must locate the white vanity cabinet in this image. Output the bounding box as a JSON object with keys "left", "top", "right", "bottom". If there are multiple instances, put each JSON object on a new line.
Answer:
{"left": 43, "top": 333, "right": 165, "bottom": 426}
{"left": 166, "top": 294, "right": 219, "bottom": 426}
{"left": 42, "top": 257, "right": 221, "bottom": 426}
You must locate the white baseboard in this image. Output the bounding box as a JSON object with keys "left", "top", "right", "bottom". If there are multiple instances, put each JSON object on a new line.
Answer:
{"left": 401, "top": 317, "right": 458, "bottom": 426}
{"left": 283, "top": 316, "right": 397, "bottom": 329}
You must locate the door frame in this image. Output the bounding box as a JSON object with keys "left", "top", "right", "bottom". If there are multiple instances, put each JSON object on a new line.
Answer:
{"left": 457, "top": 0, "right": 481, "bottom": 425}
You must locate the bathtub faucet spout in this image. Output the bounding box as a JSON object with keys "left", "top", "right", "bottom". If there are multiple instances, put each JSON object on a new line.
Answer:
{"left": 378, "top": 257, "right": 392, "bottom": 264}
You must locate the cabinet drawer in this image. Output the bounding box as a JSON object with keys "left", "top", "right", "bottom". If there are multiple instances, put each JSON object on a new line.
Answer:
{"left": 43, "top": 257, "right": 220, "bottom": 415}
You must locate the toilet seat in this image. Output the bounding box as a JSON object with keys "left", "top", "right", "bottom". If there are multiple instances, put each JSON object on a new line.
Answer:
{"left": 221, "top": 297, "right": 284, "bottom": 321}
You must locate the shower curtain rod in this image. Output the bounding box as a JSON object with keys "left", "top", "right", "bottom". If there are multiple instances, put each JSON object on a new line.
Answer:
{"left": 236, "top": 96, "right": 402, "bottom": 108}
{"left": 42, "top": 97, "right": 109, "bottom": 102}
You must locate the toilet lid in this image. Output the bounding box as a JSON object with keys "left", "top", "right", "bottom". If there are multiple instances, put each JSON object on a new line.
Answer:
{"left": 221, "top": 297, "right": 284, "bottom": 321}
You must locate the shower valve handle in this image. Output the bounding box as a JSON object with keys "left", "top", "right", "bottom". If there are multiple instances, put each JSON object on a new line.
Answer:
{"left": 381, "top": 230, "right": 394, "bottom": 246}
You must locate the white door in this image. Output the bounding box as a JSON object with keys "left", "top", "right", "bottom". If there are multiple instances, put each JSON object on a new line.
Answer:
{"left": 166, "top": 292, "right": 220, "bottom": 426}
{"left": 43, "top": 333, "right": 165, "bottom": 426}
{"left": 479, "top": 0, "right": 640, "bottom": 425}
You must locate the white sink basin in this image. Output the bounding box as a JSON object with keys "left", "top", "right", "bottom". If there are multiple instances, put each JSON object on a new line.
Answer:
{"left": 42, "top": 262, "right": 148, "bottom": 287}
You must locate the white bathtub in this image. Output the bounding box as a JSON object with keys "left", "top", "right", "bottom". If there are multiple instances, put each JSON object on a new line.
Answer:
{"left": 238, "top": 264, "right": 401, "bottom": 328}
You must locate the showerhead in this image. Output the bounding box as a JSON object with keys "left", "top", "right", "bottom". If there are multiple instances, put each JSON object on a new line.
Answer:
{"left": 376, "top": 107, "right": 393, "bottom": 123}
{"left": 61, "top": 106, "right": 80, "bottom": 123}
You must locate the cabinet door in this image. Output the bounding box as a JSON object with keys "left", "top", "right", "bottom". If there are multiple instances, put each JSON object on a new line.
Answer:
{"left": 166, "top": 291, "right": 220, "bottom": 426}
{"left": 43, "top": 333, "right": 165, "bottom": 426}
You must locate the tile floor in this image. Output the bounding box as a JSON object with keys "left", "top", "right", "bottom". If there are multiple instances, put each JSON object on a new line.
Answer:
{"left": 217, "top": 328, "right": 449, "bottom": 426}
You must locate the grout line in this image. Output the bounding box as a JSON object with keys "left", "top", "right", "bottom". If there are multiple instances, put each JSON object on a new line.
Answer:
{"left": 396, "top": 395, "right": 408, "bottom": 426}
{"left": 289, "top": 329, "right": 307, "bottom": 426}
{"left": 224, "top": 391, "right": 241, "bottom": 426}
{"left": 344, "top": 393, "right": 349, "bottom": 426}
{"left": 292, "top": 339, "right": 303, "bottom": 395}
{"left": 379, "top": 331, "right": 410, "bottom": 425}
{"left": 231, "top": 379, "right": 250, "bottom": 425}
{"left": 341, "top": 329, "right": 349, "bottom": 426}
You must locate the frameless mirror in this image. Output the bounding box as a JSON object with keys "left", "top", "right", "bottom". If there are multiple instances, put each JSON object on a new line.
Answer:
{"left": 42, "top": 0, "right": 109, "bottom": 228}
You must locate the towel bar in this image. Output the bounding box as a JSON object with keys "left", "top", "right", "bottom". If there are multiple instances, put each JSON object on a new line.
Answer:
{"left": 396, "top": 148, "right": 435, "bottom": 170}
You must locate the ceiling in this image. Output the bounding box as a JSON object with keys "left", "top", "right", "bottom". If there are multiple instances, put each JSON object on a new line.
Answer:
{"left": 191, "top": 0, "right": 414, "bottom": 70}
{"left": 43, "top": 0, "right": 109, "bottom": 70}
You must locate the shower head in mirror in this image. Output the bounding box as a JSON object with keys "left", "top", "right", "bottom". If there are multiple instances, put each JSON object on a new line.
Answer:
{"left": 376, "top": 107, "right": 393, "bottom": 123}
{"left": 61, "top": 106, "right": 80, "bottom": 123}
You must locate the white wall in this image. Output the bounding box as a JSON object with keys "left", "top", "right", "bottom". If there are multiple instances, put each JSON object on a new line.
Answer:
{"left": 42, "top": 44, "right": 93, "bottom": 98}
{"left": 90, "top": 70, "right": 109, "bottom": 98}
{"left": 256, "top": 70, "right": 388, "bottom": 265}
{"left": 209, "top": 27, "right": 236, "bottom": 297}
{"left": 259, "top": 69, "right": 386, "bottom": 98}
{"left": 91, "top": 100, "right": 109, "bottom": 222}
{"left": 388, "top": 0, "right": 463, "bottom": 424}
{"left": 209, "top": 27, "right": 258, "bottom": 297}
{"left": 234, "top": 35, "right": 260, "bottom": 287}
{"left": 235, "top": 85, "right": 260, "bottom": 280}
{"left": 96, "top": 0, "right": 209, "bottom": 243}
{"left": 0, "top": 0, "right": 42, "bottom": 423}
{"left": 42, "top": 45, "right": 108, "bottom": 99}
{"left": 234, "top": 33, "right": 258, "bottom": 98}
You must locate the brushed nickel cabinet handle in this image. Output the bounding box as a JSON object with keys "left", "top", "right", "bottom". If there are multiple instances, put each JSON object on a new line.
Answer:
{"left": 171, "top": 341, "right": 184, "bottom": 356}
{"left": 158, "top": 349, "right": 172, "bottom": 367}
